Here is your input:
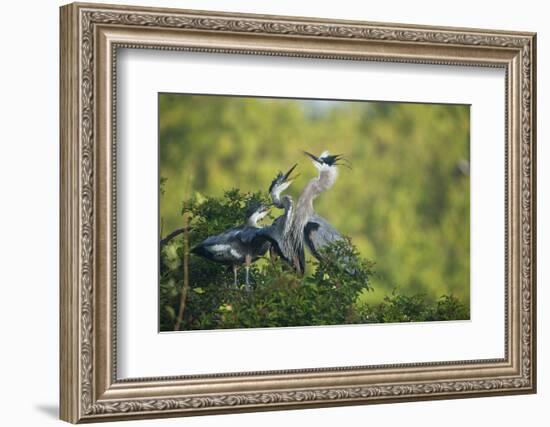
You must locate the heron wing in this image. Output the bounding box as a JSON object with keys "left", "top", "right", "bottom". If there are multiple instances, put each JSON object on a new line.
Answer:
{"left": 239, "top": 227, "right": 272, "bottom": 257}
{"left": 201, "top": 226, "right": 243, "bottom": 245}
{"left": 238, "top": 227, "right": 259, "bottom": 244}
{"left": 304, "top": 214, "right": 343, "bottom": 259}
{"left": 254, "top": 222, "right": 305, "bottom": 273}
{"left": 192, "top": 226, "right": 246, "bottom": 263}
{"left": 255, "top": 225, "right": 283, "bottom": 256}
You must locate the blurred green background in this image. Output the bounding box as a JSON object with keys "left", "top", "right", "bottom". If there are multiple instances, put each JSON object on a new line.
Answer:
{"left": 159, "top": 94, "right": 470, "bottom": 306}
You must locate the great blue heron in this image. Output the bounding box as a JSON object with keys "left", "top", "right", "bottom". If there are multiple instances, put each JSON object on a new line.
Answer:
{"left": 191, "top": 203, "right": 271, "bottom": 288}
{"left": 256, "top": 164, "right": 305, "bottom": 273}
{"left": 288, "top": 151, "right": 346, "bottom": 265}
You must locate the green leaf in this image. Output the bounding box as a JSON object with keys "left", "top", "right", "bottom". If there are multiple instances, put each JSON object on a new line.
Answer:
{"left": 164, "top": 305, "right": 176, "bottom": 320}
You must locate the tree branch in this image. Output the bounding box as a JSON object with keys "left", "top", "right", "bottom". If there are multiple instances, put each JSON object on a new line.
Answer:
{"left": 174, "top": 213, "right": 190, "bottom": 331}
{"left": 160, "top": 227, "right": 191, "bottom": 248}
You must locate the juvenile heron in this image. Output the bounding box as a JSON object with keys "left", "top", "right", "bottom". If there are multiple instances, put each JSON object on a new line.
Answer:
{"left": 257, "top": 164, "right": 305, "bottom": 273}
{"left": 288, "top": 150, "right": 346, "bottom": 265}
{"left": 191, "top": 203, "right": 271, "bottom": 288}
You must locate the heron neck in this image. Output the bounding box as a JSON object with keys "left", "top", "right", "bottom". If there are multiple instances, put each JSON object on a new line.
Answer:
{"left": 271, "top": 193, "right": 282, "bottom": 208}
{"left": 247, "top": 213, "right": 265, "bottom": 227}
{"left": 271, "top": 187, "right": 289, "bottom": 209}
{"left": 280, "top": 196, "right": 293, "bottom": 220}
{"left": 297, "top": 167, "right": 337, "bottom": 210}
{"left": 280, "top": 195, "right": 292, "bottom": 209}
{"left": 288, "top": 166, "right": 337, "bottom": 244}
{"left": 318, "top": 167, "right": 338, "bottom": 192}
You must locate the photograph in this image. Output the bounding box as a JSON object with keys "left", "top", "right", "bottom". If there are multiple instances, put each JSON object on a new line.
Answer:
{"left": 158, "top": 94, "right": 471, "bottom": 332}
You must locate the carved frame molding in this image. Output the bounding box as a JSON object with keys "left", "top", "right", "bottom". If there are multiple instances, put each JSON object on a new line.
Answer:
{"left": 60, "top": 2, "right": 536, "bottom": 423}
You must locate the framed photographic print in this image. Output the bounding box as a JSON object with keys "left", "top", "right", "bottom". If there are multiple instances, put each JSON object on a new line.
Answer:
{"left": 60, "top": 2, "right": 537, "bottom": 423}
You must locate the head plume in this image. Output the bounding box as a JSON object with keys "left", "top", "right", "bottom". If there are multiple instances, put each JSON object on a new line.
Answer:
{"left": 303, "top": 150, "right": 352, "bottom": 169}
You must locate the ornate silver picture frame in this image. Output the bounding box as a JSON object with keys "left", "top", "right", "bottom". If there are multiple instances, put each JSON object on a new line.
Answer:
{"left": 60, "top": 2, "right": 536, "bottom": 423}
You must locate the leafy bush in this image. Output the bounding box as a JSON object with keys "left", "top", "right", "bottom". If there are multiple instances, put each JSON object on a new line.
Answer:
{"left": 214, "top": 238, "right": 375, "bottom": 329}
{"left": 160, "top": 189, "right": 468, "bottom": 331}
{"left": 354, "top": 291, "right": 469, "bottom": 324}
{"left": 160, "top": 189, "right": 270, "bottom": 331}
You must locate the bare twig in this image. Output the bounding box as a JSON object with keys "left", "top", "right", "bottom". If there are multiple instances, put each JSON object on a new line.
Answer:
{"left": 174, "top": 175, "right": 192, "bottom": 331}
{"left": 174, "top": 213, "right": 190, "bottom": 331}
{"left": 160, "top": 227, "right": 191, "bottom": 248}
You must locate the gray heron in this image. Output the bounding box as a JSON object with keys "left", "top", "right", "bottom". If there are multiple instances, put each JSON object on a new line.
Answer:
{"left": 191, "top": 203, "right": 272, "bottom": 288}
{"left": 257, "top": 164, "right": 306, "bottom": 273}
{"left": 288, "top": 150, "right": 346, "bottom": 265}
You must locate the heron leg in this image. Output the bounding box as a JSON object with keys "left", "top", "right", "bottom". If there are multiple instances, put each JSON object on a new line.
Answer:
{"left": 269, "top": 247, "right": 278, "bottom": 261}
{"left": 232, "top": 265, "right": 238, "bottom": 287}
{"left": 244, "top": 255, "right": 252, "bottom": 290}
{"left": 292, "top": 255, "right": 302, "bottom": 276}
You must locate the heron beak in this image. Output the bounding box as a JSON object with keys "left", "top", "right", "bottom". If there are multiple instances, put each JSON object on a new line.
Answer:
{"left": 303, "top": 151, "right": 322, "bottom": 164}
{"left": 283, "top": 163, "right": 299, "bottom": 183}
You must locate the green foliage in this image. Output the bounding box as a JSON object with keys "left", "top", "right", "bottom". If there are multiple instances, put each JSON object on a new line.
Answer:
{"left": 217, "top": 241, "right": 376, "bottom": 329}
{"left": 354, "top": 291, "right": 470, "bottom": 324}
{"left": 160, "top": 190, "right": 468, "bottom": 332}
{"left": 159, "top": 177, "right": 167, "bottom": 196}
{"left": 159, "top": 95, "right": 471, "bottom": 307}
{"left": 160, "top": 189, "right": 269, "bottom": 330}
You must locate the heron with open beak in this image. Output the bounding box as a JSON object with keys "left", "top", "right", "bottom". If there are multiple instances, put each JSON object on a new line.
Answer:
{"left": 288, "top": 151, "right": 346, "bottom": 266}
{"left": 257, "top": 163, "right": 306, "bottom": 273}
